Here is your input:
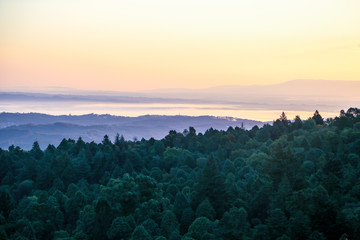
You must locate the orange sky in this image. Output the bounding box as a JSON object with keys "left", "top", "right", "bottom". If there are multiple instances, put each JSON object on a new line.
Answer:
{"left": 1, "top": 0, "right": 360, "bottom": 91}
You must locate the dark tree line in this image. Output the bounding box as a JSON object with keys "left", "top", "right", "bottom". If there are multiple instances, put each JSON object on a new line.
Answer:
{"left": 0, "top": 108, "right": 360, "bottom": 240}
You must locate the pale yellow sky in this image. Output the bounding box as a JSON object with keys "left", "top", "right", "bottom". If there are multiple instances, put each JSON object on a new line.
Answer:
{"left": 1, "top": 0, "right": 360, "bottom": 91}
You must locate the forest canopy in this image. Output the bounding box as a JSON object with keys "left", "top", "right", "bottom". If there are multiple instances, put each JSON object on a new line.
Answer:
{"left": 0, "top": 108, "right": 360, "bottom": 240}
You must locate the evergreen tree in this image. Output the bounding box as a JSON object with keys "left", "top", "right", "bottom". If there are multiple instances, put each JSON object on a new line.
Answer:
{"left": 131, "top": 226, "right": 152, "bottom": 240}
{"left": 107, "top": 217, "right": 133, "bottom": 240}
{"left": 265, "top": 208, "right": 287, "bottom": 239}
{"left": 196, "top": 155, "right": 228, "bottom": 217}
{"left": 290, "top": 115, "right": 302, "bottom": 131}
{"left": 180, "top": 207, "right": 195, "bottom": 234}
{"left": 94, "top": 199, "right": 113, "bottom": 239}
{"left": 160, "top": 210, "right": 179, "bottom": 238}
{"left": 0, "top": 190, "right": 14, "bottom": 218}
{"left": 312, "top": 110, "right": 324, "bottom": 125}
{"left": 30, "top": 141, "right": 43, "bottom": 160}
{"left": 186, "top": 217, "right": 212, "bottom": 240}
{"left": 195, "top": 198, "right": 216, "bottom": 221}
{"left": 173, "top": 192, "right": 190, "bottom": 219}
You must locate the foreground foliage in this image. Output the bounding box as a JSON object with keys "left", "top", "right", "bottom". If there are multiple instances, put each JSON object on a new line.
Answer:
{"left": 0, "top": 108, "right": 360, "bottom": 240}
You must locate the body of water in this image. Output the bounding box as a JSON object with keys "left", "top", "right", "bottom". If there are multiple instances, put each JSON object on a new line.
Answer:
{"left": 0, "top": 100, "right": 339, "bottom": 121}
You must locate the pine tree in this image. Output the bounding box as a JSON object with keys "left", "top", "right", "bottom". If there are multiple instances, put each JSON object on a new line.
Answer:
{"left": 196, "top": 155, "right": 228, "bottom": 217}
{"left": 160, "top": 210, "right": 179, "bottom": 238}
{"left": 131, "top": 226, "right": 152, "bottom": 240}
{"left": 312, "top": 110, "right": 324, "bottom": 125}
{"left": 195, "top": 198, "right": 216, "bottom": 221}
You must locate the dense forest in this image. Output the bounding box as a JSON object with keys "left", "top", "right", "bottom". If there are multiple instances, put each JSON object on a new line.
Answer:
{"left": 0, "top": 108, "right": 360, "bottom": 240}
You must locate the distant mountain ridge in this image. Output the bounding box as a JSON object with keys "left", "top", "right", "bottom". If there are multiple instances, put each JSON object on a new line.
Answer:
{"left": 142, "top": 79, "right": 360, "bottom": 108}
{"left": 0, "top": 112, "right": 264, "bottom": 149}
{"left": 1, "top": 79, "right": 359, "bottom": 113}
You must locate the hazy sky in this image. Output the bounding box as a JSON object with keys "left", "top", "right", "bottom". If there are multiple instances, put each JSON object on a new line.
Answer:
{"left": 1, "top": 0, "right": 360, "bottom": 91}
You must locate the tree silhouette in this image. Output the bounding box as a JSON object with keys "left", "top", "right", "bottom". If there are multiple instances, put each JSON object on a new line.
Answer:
{"left": 312, "top": 110, "right": 324, "bottom": 125}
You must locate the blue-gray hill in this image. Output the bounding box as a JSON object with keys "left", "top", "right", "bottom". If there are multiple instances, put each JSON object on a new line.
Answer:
{"left": 0, "top": 112, "right": 264, "bottom": 149}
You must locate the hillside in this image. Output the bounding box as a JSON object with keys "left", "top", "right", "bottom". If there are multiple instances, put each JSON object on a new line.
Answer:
{"left": 0, "top": 108, "right": 359, "bottom": 239}
{"left": 0, "top": 113, "right": 264, "bottom": 149}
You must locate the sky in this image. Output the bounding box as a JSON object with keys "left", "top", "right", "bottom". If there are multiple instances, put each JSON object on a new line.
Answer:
{"left": 1, "top": 0, "right": 360, "bottom": 91}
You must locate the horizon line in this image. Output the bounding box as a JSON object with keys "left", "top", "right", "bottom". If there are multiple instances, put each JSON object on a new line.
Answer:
{"left": 2, "top": 79, "right": 360, "bottom": 94}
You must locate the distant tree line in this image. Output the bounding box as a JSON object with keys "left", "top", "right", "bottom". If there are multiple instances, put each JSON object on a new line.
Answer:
{"left": 0, "top": 108, "right": 359, "bottom": 240}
